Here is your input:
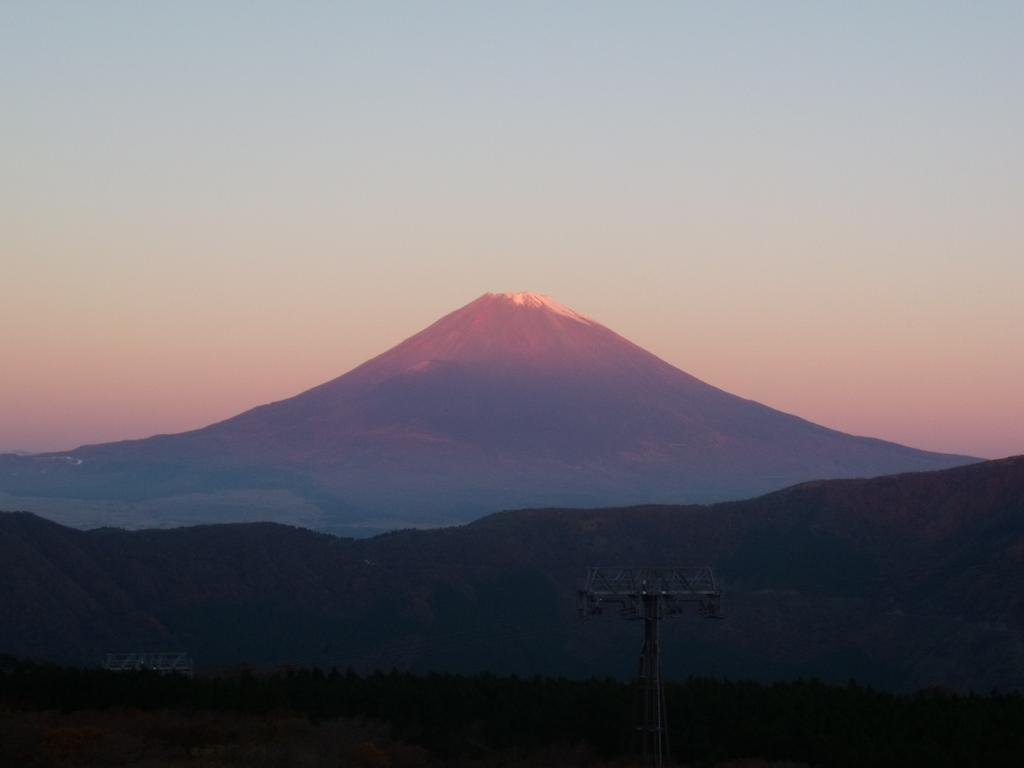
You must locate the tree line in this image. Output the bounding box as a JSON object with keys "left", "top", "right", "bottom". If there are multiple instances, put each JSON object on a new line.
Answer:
{"left": 2, "top": 656, "right": 1022, "bottom": 766}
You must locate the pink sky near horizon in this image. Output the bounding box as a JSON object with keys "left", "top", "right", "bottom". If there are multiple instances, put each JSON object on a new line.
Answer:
{"left": 2, "top": 276, "right": 1020, "bottom": 460}
{"left": 1, "top": 3, "right": 1021, "bottom": 460}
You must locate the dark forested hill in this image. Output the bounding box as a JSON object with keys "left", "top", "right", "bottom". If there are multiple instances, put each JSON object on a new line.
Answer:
{"left": 2, "top": 456, "right": 1023, "bottom": 691}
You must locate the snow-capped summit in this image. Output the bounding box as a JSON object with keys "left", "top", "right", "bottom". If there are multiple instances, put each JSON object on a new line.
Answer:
{"left": 489, "top": 292, "right": 594, "bottom": 324}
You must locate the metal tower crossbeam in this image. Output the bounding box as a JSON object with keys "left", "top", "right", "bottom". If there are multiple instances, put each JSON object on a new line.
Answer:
{"left": 578, "top": 566, "right": 721, "bottom": 619}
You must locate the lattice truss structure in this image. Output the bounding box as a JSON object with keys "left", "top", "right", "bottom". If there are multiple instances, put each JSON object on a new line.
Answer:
{"left": 101, "top": 652, "right": 194, "bottom": 678}
{"left": 578, "top": 566, "right": 722, "bottom": 768}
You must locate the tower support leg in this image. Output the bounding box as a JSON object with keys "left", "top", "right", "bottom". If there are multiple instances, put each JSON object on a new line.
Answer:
{"left": 635, "top": 593, "right": 668, "bottom": 767}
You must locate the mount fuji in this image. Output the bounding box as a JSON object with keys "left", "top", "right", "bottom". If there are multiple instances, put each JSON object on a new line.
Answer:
{"left": 0, "top": 292, "right": 976, "bottom": 532}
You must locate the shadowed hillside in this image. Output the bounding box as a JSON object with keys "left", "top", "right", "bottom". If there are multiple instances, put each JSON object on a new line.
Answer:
{"left": 2, "top": 457, "right": 1023, "bottom": 690}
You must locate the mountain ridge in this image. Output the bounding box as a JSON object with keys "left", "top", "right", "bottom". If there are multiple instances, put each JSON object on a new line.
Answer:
{"left": 2, "top": 456, "right": 1022, "bottom": 689}
{"left": 0, "top": 292, "right": 978, "bottom": 530}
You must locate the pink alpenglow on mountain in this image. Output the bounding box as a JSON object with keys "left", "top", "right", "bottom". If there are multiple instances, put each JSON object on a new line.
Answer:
{"left": 0, "top": 292, "right": 976, "bottom": 532}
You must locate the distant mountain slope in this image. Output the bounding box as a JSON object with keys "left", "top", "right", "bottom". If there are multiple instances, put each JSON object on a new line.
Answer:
{"left": 3, "top": 456, "right": 1022, "bottom": 690}
{"left": 0, "top": 292, "right": 976, "bottom": 530}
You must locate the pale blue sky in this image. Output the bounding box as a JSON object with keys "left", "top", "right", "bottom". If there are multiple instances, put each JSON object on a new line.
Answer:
{"left": 2, "top": 2, "right": 1022, "bottom": 458}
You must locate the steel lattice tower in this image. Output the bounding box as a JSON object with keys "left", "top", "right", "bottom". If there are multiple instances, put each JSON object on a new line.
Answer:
{"left": 578, "top": 567, "right": 721, "bottom": 768}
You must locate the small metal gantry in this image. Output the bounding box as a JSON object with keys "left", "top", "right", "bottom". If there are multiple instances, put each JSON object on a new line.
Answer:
{"left": 101, "top": 652, "right": 194, "bottom": 678}
{"left": 578, "top": 567, "right": 721, "bottom": 768}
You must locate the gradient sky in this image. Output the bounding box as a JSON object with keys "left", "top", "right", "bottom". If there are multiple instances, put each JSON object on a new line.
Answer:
{"left": 2, "top": 2, "right": 1021, "bottom": 459}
